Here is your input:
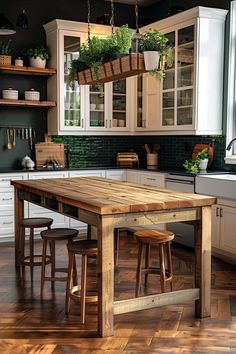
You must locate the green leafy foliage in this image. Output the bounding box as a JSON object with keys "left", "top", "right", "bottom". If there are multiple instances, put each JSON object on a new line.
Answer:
{"left": 28, "top": 46, "right": 49, "bottom": 60}
{"left": 0, "top": 40, "right": 13, "bottom": 55}
{"left": 138, "top": 29, "right": 169, "bottom": 52}
{"left": 183, "top": 151, "right": 209, "bottom": 174}
{"left": 69, "top": 25, "right": 132, "bottom": 81}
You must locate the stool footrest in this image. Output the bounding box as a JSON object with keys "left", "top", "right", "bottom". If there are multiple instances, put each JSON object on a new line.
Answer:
{"left": 22, "top": 254, "right": 51, "bottom": 266}
{"left": 44, "top": 276, "right": 68, "bottom": 282}
{"left": 70, "top": 285, "right": 98, "bottom": 303}
{"left": 142, "top": 267, "right": 173, "bottom": 280}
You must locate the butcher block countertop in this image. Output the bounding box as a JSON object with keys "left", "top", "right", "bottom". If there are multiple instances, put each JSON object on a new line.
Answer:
{"left": 11, "top": 176, "right": 216, "bottom": 215}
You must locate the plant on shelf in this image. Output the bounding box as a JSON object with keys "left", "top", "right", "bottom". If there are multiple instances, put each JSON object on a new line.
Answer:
{"left": 28, "top": 45, "right": 49, "bottom": 68}
{"left": 183, "top": 151, "right": 210, "bottom": 174}
{"left": 0, "top": 40, "right": 13, "bottom": 66}
{"left": 138, "top": 28, "right": 173, "bottom": 78}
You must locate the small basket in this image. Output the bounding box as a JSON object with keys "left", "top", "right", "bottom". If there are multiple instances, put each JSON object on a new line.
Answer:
{"left": 0, "top": 55, "right": 11, "bottom": 66}
{"left": 25, "top": 89, "right": 40, "bottom": 101}
{"left": 2, "top": 88, "right": 18, "bottom": 100}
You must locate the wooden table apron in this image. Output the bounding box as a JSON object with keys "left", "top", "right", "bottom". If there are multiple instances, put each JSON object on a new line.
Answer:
{"left": 11, "top": 177, "right": 215, "bottom": 338}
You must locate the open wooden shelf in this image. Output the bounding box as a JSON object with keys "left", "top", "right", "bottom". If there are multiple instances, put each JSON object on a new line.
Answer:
{"left": 0, "top": 65, "right": 56, "bottom": 76}
{"left": 0, "top": 99, "right": 56, "bottom": 108}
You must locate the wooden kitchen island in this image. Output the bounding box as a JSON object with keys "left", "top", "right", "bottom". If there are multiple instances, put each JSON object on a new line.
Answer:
{"left": 11, "top": 177, "right": 216, "bottom": 337}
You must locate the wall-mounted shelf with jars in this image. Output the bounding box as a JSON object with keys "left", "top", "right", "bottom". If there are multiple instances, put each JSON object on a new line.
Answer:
{"left": 0, "top": 65, "right": 57, "bottom": 109}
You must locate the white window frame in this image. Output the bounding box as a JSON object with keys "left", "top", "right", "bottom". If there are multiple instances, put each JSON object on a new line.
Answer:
{"left": 225, "top": 0, "right": 236, "bottom": 164}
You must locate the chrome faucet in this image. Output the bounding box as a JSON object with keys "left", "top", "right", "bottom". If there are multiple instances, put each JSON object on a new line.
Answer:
{"left": 226, "top": 137, "right": 236, "bottom": 151}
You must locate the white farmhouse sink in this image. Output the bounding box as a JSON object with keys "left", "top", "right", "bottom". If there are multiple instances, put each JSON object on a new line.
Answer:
{"left": 196, "top": 174, "right": 236, "bottom": 199}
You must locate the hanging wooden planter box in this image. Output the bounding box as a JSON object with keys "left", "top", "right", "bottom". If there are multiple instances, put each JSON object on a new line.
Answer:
{"left": 77, "top": 53, "right": 147, "bottom": 86}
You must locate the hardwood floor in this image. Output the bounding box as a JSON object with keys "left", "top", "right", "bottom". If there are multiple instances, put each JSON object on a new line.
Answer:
{"left": 1, "top": 232, "right": 236, "bottom": 353}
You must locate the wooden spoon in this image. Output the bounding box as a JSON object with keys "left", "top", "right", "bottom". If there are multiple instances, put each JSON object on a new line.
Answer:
{"left": 6, "top": 129, "right": 12, "bottom": 150}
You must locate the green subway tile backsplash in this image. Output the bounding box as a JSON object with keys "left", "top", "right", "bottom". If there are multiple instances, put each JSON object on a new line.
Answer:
{"left": 52, "top": 135, "right": 236, "bottom": 172}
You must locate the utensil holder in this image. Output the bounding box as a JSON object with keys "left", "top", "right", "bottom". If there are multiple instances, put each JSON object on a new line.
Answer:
{"left": 147, "top": 153, "right": 158, "bottom": 167}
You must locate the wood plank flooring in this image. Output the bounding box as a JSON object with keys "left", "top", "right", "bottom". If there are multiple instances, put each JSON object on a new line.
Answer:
{"left": 1, "top": 232, "right": 236, "bottom": 353}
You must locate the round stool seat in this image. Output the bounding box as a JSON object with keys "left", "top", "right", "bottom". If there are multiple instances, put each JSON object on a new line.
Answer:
{"left": 135, "top": 229, "right": 174, "bottom": 245}
{"left": 21, "top": 217, "right": 53, "bottom": 229}
{"left": 134, "top": 229, "right": 174, "bottom": 297}
{"left": 67, "top": 240, "right": 97, "bottom": 257}
{"left": 41, "top": 228, "right": 78, "bottom": 241}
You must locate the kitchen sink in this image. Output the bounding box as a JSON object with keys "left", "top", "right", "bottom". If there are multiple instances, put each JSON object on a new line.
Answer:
{"left": 201, "top": 173, "right": 236, "bottom": 181}
{"left": 196, "top": 173, "right": 236, "bottom": 199}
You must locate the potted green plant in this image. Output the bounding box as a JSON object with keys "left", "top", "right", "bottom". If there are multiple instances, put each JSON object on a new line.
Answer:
{"left": 138, "top": 28, "right": 173, "bottom": 74}
{"left": 0, "top": 40, "right": 13, "bottom": 66}
{"left": 28, "top": 45, "right": 49, "bottom": 68}
{"left": 183, "top": 151, "right": 210, "bottom": 174}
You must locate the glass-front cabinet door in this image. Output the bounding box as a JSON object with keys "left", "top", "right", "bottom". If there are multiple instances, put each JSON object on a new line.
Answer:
{"left": 88, "top": 85, "right": 105, "bottom": 129}
{"left": 161, "top": 25, "right": 194, "bottom": 130}
{"left": 112, "top": 79, "right": 127, "bottom": 129}
{"left": 62, "top": 32, "right": 86, "bottom": 130}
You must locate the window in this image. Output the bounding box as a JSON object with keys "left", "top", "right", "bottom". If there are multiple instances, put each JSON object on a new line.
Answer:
{"left": 225, "top": 0, "right": 236, "bottom": 164}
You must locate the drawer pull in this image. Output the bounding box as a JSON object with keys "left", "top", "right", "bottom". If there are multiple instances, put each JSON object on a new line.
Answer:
{"left": 146, "top": 177, "right": 156, "bottom": 181}
{"left": 3, "top": 221, "right": 13, "bottom": 225}
{"left": 2, "top": 197, "right": 13, "bottom": 201}
{"left": 1, "top": 178, "right": 11, "bottom": 182}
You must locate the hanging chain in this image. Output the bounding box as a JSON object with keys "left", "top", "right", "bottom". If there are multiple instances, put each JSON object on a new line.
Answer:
{"left": 135, "top": 0, "right": 139, "bottom": 33}
{"left": 110, "top": 0, "right": 114, "bottom": 37}
{"left": 87, "top": 0, "right": 91, "bottom": 41}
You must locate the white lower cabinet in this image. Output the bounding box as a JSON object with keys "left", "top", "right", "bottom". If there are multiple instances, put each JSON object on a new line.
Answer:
{"left": 212, "top": 201, "right": 236, "bottom": 258}
{"left": 138, "top": 171, "right": 166, "bottom": 188}
{"left": 0, "top": 173, "right": 28, "bottom": 241}
{"left": 105, "top": 170, "right": 126, "bottom": 181}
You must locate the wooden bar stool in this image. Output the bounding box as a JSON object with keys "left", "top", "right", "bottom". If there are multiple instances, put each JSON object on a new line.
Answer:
{"left": 134, "top": 229, "right": 174, "bottom": 297}
{"left": 40, "top": 228, "right": 78, "bottom": 297}
{"left": 65, "top": 239, "right": 98, "bottom": 324}
{"left": 20, "top": 217, "right": 53, "bottom": 282}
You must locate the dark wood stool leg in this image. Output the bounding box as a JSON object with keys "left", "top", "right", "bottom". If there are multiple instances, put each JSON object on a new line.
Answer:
{"left": 72, "top": 254, "right": 77, "bottom": 286}
{"left": 40, "top": 239, "right": 48, "bottom": 298}
{"left": 166, "top": 241, "right": 173, "bottom": 291}
{"left": 159, "top": 244, "right": 166, "bottom": 293}
{"left": 135, "top": 242, "right": 144, "bottom": 297}
{"left": 49, "top": 240, "right": 56, "bottom": 291}
{"left": 20, "top": 229, "right": 26, "bottom": 280}
{"left": 81, "top": 254, "right": 87, "bottom": 324}
{"left": 29, "top": 227, "right": 34, "bottom": 283}
{"left": 65, "top": 250, "right": 74, "bottom": 314}
{"left": 144, "top": 243, "right": 150, "bottom": 289}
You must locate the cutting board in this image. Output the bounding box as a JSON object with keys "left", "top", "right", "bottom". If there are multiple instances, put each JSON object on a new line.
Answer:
{"left": 192, "top": 143, "right": 214, "bottom": 166}
{"left": 35, "top": 142, "right": 65, "bottom": 168}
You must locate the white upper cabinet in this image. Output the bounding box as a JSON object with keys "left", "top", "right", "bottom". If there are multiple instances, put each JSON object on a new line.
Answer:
{"left": 44, "top": 20, "right": 131, "bottom": 135}
{"left": 141, "top": 6, "right": 228, "bottom": 135}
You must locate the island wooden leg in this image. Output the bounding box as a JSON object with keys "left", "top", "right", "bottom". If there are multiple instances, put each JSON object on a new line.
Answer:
{"left": 14, "top": 187, "right": 24, "bottom": 267}
{"left": 195, "top": 206, "right": 212, "bottom": 318}
{"left": 97, "top": 216, "right": 114, "bottom": 337}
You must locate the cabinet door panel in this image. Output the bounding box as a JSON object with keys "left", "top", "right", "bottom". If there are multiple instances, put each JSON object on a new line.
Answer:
{"left": 220, "top": 205, "right": 236, "bottom": 254}
{"left": 139, "top": 172, "right": 165, "bottom": 188}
